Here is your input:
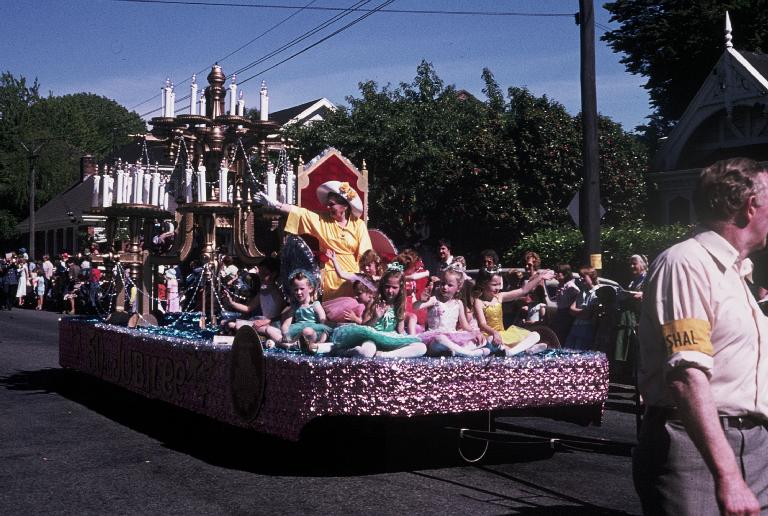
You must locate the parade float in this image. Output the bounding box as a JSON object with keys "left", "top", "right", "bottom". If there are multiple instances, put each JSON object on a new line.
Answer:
{"left": 59, "top": 65, "right": 609, "bottom": 446}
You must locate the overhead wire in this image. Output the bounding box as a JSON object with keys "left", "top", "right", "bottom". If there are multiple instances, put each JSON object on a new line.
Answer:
{"left": 238, "top": 0, "right": 393, "bottom": 86}
{"left": 230, "top": 0, "right": 373, "bottom": 77}
{"left": 129, "top": 0, "right": 321, "bottom": 111}
{"left": 137, "top": 0, "right": 380, "bottom": 118}
{"left": 108, "top": 0, "right": 575, "bottom": 17}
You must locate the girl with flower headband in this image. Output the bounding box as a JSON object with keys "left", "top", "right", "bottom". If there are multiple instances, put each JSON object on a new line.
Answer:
{"left": 256, "top": 180, "right": 372, "bottom": 301}
{"left": 279, "top": 269, "right": 333, "bottom": 352}
{"left": 327, "top": 263, "right": 426, "bottom": 358}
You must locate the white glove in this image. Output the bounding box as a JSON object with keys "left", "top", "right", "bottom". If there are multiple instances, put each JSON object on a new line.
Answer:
{"left": 254, "top": 191, "right": 280, "bottom": 210}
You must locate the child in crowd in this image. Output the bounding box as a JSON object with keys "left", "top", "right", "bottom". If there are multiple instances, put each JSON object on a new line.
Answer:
{"left": 33, "top": 270, "right": 46, "bottom": 310}
{"left": 281, "top": 270, "right": 332, "bottom": 352}
{"left": 414, "top": 268, "right": 488, "bottom": 357}
{"left": 328, "top": 264, "right": 427, "bottom": 358}
{"left": 474, "top": 267, "right": 554, "bottom": 356}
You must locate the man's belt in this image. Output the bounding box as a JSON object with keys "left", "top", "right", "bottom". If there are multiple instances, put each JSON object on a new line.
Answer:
{"left": 645, "top": 406, "right": 767, "bottom": 430}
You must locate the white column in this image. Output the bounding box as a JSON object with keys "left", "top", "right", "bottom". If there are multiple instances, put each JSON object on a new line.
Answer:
{"left": 259, "top": 80, "right": 269, "bottom": 121}
{"left": 278, "top": 183, "right": 286, "bottom": 203}
{"left": 190, "top": 74, "right": 198, "bottom": 115}
{"left": 199, "top": 93, "right": 206, "bottom": 117}
{"left": 92, "top": 175, "right": 101, "bottom": 208}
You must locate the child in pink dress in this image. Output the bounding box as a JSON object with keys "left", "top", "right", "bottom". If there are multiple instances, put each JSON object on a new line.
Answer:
{"left": 414, "top": 268, "right": 488, "bottom": 357}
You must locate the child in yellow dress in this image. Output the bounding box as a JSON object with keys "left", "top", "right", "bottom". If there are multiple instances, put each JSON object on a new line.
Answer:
{"left": 474, "top": 267, "right": 554, "bottom": 356}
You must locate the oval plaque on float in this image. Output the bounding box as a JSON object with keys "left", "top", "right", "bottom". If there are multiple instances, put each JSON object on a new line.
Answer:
{"left": 230, "top": 325, "right": 266, "bottom": 421}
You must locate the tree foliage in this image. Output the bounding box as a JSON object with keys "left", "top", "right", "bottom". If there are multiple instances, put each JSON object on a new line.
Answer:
{"left": 0, "top": 72, "right": 145, "bottom": 240}
{"left": 284, "top": 61, "right": 648, "bottom": 255}
{"left": 602, "top": 1, "right": 768, "bottom": 141}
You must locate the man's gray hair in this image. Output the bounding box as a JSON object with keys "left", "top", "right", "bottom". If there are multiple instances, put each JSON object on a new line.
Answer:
{"left": 693, "top": 158, "right": 768, "bottom": 224}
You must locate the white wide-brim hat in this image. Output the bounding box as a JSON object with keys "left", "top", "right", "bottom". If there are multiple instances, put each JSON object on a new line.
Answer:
{"left": 316, "top": 180, "right": 363, "bottom": 219}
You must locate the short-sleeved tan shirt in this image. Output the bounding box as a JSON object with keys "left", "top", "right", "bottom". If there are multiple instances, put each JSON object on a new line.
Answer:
{"left": 638, "top": 230, "right": 768, "bottom": 418}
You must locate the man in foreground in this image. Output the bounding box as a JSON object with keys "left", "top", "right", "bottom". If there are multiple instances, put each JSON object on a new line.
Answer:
{"left": 635, "top": 157, "right": 768, "bottom": 515}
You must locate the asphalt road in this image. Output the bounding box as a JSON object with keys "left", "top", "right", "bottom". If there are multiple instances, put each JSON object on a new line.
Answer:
{"left": 0, "top": 308, "right": 642, "bottom": 515}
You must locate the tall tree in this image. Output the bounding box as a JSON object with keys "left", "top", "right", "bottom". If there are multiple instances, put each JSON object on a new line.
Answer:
{"left": 602, "top": 1, "right": 768, "bottom": 142}
{"left": 285, "top": 62, "right": 648, "bottom": 254}
{"left": 0, "top": 72, "right": 145, "bottom": 241}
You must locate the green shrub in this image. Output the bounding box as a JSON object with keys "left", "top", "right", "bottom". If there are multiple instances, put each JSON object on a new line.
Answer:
{"left": 505, "top": 221, "right": 691, "bottom": 283}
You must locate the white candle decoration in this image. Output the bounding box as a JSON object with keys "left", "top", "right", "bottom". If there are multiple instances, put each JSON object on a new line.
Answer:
{"left": 92, "top": 175, "right": 101, "bottom": 208}
{"left": 150, "top": 171, "right": 160, "bottom": 206}
{"left": 134, "top": 167, "right": 144, "bottom": 204}
{"left": 163, "top": 78, "right": 171, "bottom": 117}
{"left": 219, "top": 164, "right": 228, "bottom": 203}
{"left": 104, "top": 175, "right": 114, "bottom": 208}
{"left": 266, "top": 163, "right": 276, "bottom": 199}
{"left": 125, "top": 174, "right": 134, "bottom": 204}
{"left": 197, "top": 165, "right": 207, "bottom": 202}
{"left": 278, "top": 183, "right": 286, "bottom": 204}
{"left": 237, "top": 90, "right": 245, "bottom": 116}
{"left": 190, "top": 75, "right": 197, "bottom": 115}
{"left": 229, "top": 74, "right": 237, "bottom": 116}
{"left": 260, "top": 81, "right": 269, "bottom": 121}
{"left": 143, "top": 172, "right": 152, "bottom": 205}
{"left": 286, "top": 165, "right": 294, "bottom": 205}
{"left": 116, "top": 169, "right": 125, "bottom": 204}
{"left": 184, "top": 166, "right": 193, "bottom": 203}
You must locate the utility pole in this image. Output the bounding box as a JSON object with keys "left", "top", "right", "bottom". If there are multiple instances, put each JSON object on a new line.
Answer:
{"left": 578, "top": 0, "right": 602, "bottom": 269}
{"left": 19, "top": 140, "right": 45, "bottom": 261}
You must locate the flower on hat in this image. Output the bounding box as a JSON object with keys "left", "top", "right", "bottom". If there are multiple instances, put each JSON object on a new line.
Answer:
{"left": 338, "top": 182, "right": 357, "bottom": 201}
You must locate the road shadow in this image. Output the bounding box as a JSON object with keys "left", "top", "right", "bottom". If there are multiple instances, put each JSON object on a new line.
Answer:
{"left": 0, "top": 367, "right": 563, "bottom": 476}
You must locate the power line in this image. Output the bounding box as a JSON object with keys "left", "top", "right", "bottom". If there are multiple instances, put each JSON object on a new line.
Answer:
{"left": 138, "top": 0, "right": 377, "bottom": 118}
{"left": 109, "top": 0, "right": 575, "bottom": 17}
{"left": 231, "top": 0, "right": 373, "bottom": 77}
{"left": 238, "top": 0, "right": 393, "bottom": 86}
{"left": 129, "top": 0, "right": 320, "bottom": 111}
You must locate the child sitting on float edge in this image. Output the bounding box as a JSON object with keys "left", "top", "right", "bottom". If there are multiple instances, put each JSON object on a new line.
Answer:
{"left": 473, "top": 267, "right": 554, "bottom": 356}
{"left": 414, "top": 267, "right": 489, "bottom": 357}
{"left": 282, "top": 269, "right": 332, "bottom": 352}
{"left": 325, "top": 263, "right": 426, "bottom": 358}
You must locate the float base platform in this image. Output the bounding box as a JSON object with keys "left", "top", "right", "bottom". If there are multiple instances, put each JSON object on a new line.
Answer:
{"left": 59, "top": 317, "right": 609, "bottom": 441}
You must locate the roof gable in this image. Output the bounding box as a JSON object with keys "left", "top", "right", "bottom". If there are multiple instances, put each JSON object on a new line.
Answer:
{"left": 655, "top": 47, "right": 768, "bottom": 171}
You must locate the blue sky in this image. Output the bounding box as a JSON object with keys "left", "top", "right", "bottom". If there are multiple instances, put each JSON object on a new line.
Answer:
{"left": 1, "top": 0, "right": 650, "bottom": 131}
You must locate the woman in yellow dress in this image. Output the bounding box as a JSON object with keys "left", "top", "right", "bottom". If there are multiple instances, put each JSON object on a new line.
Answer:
{"left": 257, "top": 181, "right": 372, "bottom": 300}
